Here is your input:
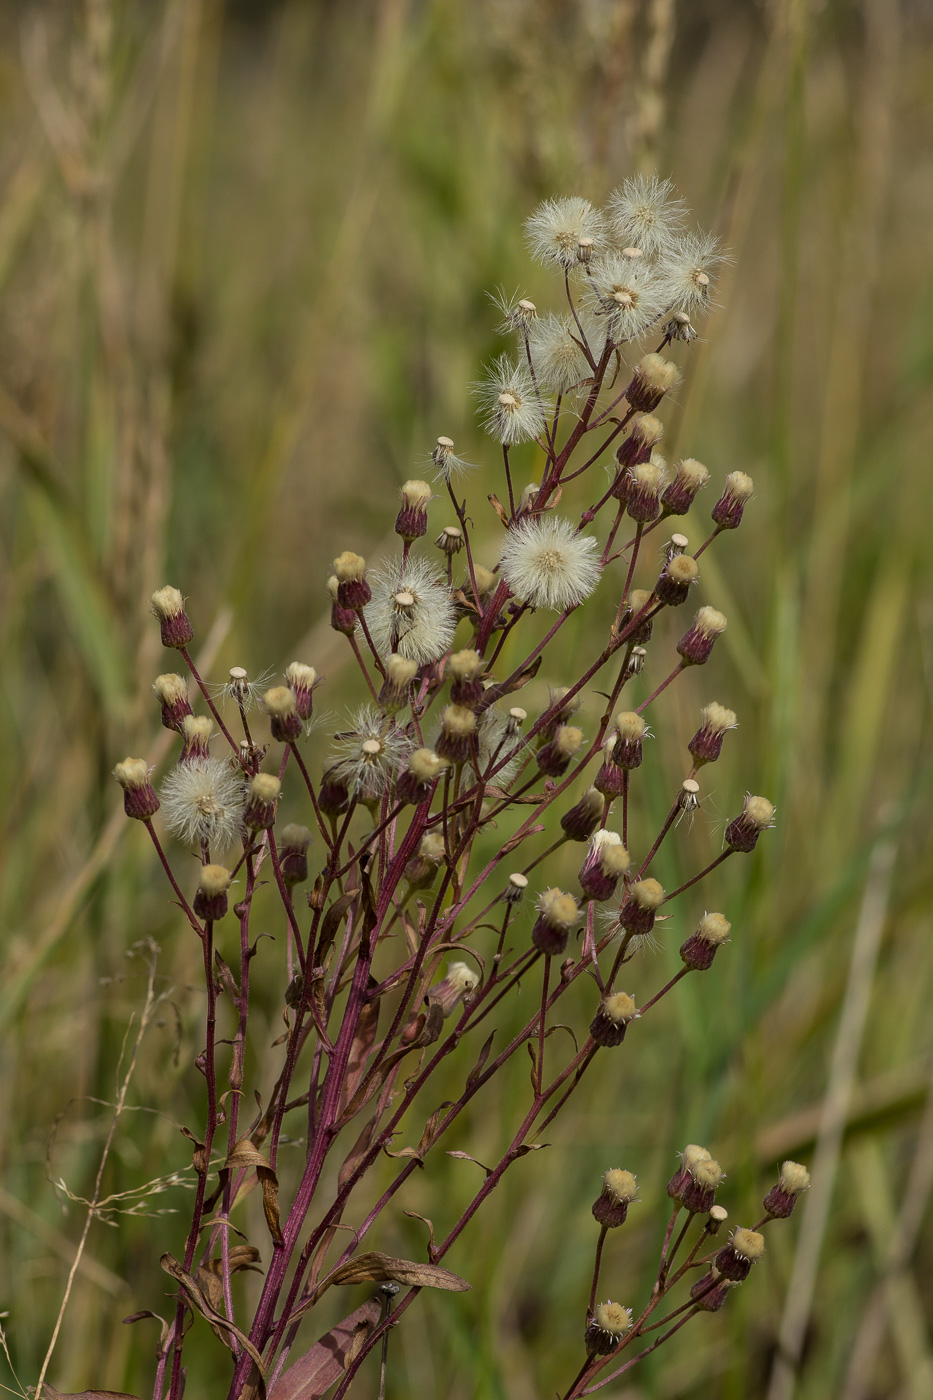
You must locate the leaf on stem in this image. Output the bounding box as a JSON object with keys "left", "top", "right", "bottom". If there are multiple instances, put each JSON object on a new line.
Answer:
{"left": 160, "top": 1253, "right": 268, "bottom": 1388}
{"left": 337, "top": 1110, "right": 383, "bottom": 1192}
{"left": 316, "top": 888, "right": 360, "bottom": 964}
{"left": 446, "top": 1149, "right": 495, "bottom": 1177}
{"left": 267, "top": 1299, "right": 382, "bottom": 1399}
{"left": 335, "top": 982, "right": 380, "bottom": 1119}
{"left": 223, "top": 1137, "right": 283, "bottom": 1244}
{"left": 465, "top": 1031, "right": 496, "bottom": 1089}
{"left": 384, "top": 1100, "right": 454, "bottom": 1167}
{"left": 316, "top": 1251, "right": 470, "bottom": 1297}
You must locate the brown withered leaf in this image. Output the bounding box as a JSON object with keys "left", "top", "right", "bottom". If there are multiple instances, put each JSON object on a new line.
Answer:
{"left": 500, "top": 824, "right": 546, "bottom": 855}
{"left": 446, "top": 1149, "right": 494, "bottom": 1177}
{"left": 267, "top": 1299, "right": 381, "bottom": 1400}
{"left": 179, "top": 1125, "right": 208, "bottom": 1176}
{"left": 315, "top": 888, "right": 359, "bottom": 965}
{"left": 225, "top": 1139, "right": 282, "bottom": 1244}
{"left": 160, "top": 1254, "right": 267, "bottom": 1390}
{"left": 402, "top": 1210, "right": 438, "bottom": 1259}
{"left": 487, "top": 492, "right": 510, "bottom": 527}
{"left": 317, "top": 1251, "right": 469, "bottom": 1297}
{"left": 337, "top": 1111, "right": 382, "bottom": 1193}
{"left": 214, "top": 949, "right": 241, "bottom": 1003}
{"left": 465, "top": 1031, "right": 496, "bottom": 1090}
{"left": 335, "top": 983, "right": 380, "bottom": 1120}
{"left": 43, "top": 1391, "right": 143, "bottom": 1399}
{"left": 411, "top": 998, "right": 444, "bottom": 1049}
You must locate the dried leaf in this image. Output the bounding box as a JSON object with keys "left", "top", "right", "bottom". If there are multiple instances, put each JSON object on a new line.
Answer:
{"left": 500, "top": 824, "right": 546, "bottom": 855}
{"left": 411, "top": 999, "right": 444, "bottom": 1049}
{"left": 335, "top": 985, "right": 380, "bottom": 1120}
{"left": 337, "top": 1111, "right": 382, "bottom": 1193}
{"left": 160, "top": 1253, "right": 268, "bottom": 1390}
{"left": 316, "top": 889, "right": 359, "bottom": 965}
{"left": 179, "top": 1125, "right": 208, "bottom": 1176}
{"left": 318, "top": 1251, "right": 469, "bottom": 1296}
{"left": 446, "top": 1149, "right": 494, "bottom": 1177}
{"left": 224, "top": 1140, "right": 283, "bottom": 1244}
{"left": 487, "top": 492, "right": 510, "bottom": 527}
{"left": 268, "top": 1300, "right": 381, "bottom": 1400}
{"left": 214, "top": 949, "right": 241, "bottom": 1003}
{"left": 465, "top": 1031, "right": 496, "bottom": 1089}
{"left": 43, "top": 1391, "right": 143, "bottom": 1399}
{"left": 402, "top": 1210, "right": 438, "bottom": 1259}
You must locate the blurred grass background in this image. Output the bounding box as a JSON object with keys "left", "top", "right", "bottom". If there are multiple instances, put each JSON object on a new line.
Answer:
{"left": 1, "top": 0, "right": 932, "bottom": 1396}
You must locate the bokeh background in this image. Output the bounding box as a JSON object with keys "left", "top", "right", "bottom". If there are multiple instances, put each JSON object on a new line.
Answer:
{"left": 1, "top": 1, "right": 932, "bottom": 1397}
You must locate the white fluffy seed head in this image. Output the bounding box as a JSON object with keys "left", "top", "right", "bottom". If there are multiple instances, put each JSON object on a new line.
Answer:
{"left": 366, "top": 557, "right": 457, "bottom": 665}
{"left": 586, "top": 255, "right": 665, "bottom": 342}
{"left": 160, "top": 757, "right": 247, "bottom": 852}
{"left": 606, "top": 175, "right": 687, "bottom": 255}
{"left": 499, "top": 516, "right": 601, "bottom": 612}
{"left": 473, "top": 355, "right": 549, "bottom": 445}
{"left": 523, "top": 196, "right": 608, "bottom": 270}
{"left": 329, "top": 706, "right": 410, "bottom": 801}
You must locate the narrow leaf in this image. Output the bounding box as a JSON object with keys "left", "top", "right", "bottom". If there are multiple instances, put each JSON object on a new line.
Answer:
{"left": 268, "top": 1299, "right": 381, "bottom": 1400}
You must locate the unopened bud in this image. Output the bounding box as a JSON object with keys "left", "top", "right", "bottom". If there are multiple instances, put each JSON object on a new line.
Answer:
{"left": 285, "top": 663, "right": 319, "bottom": 721}
{"left": 380, "top": 654, "right": 419, "bottom": 714}
{"left": 318, "top": 766, "right": 351, "bottom": 817}
{"left": 403, "top": 831, "right": 446, "bottom": 890}
{"left": 680, "top": 912, "right": 731, "bottom": 971}
{"left": 327, "top": 574, "right": 358, "bottom": 635}
{"left": 592, "top": 1168, "right": 638, "bottom": 1227}
{"left": 763, "top": 1161, "right": 810, "bottom": 1218}
{"left": 153, "top": 674, "right": 192, "bottom": 732}
{"left": 436, "top": 705, "right": 477, "bottom": 764}
{"left": 584, "top": 1301, "right": 632, "bottom": 1356}
{"left": 681, "top": 1157, "right": 725, "bottom": 1214}
{"left": 617, "top": 878, "right": 664, "bottom": 937}
{"left": 151, "top": 586, "right": 193, "bottom": 649}
{"left": 194, "top": 864, "right": 232, "bottom": 921}
{"left": 615, "top": 414, "right": 663, "bottom": 470}
{"left": 448, "top": 649, "right": 485, "bottom": 708}
{"left": 333, "top": 552, "right": 371, "bottom": 610}
{"left": 667, "top": 1144, "right": 712, "bottom": 1200}
{"left": 662, "top": 457, "right": 709, "bottom": 516}
{"left": 579, "top": 830, "right": 630, "bottom": 901}
{"left": 396, "top": 748, "right": 447, "bottom": 805}
{"left": 625, "top": 461, "right": 666, "bottom": 524}
{"left": 531, "top": 888, "right": 581, "bottom": 957}
{"left": 619, "top": 588, "right": 655, "bottom": 644}
{"left": 712, "top": 471, "right": 754, "bottom": 529}
{"left": 625, "top": 353, "right": 680, "bottom": 413}
{"left": 536, "top": 724, "right": 583, "bottom": 778}
{"left": 278, "top": 824, "right": 311, "bottom": 886}
{"left": 244, "top": 772, "right": 280, "bottom": 830}
{"left": 715, "top": 1228, "right": 764, "bottom": 1282}
{"left": 689, "top": 702, "right": 737, "bottom": 766}
{"left": 655, "top": 553, "right": 699, "bottom": 607}
{"left": 677, "top": 606, "right": 726, "bottom": 666}
{"left": 690, "top": 1271, "right": 731, "bottom": 1311}
{"left": 113, "top": 758, "right": 160, "bottom": 820}
{"left": 395, "top": 479, "right": 432, "bottom": 541}
{"left": 560, "top": 787, "right": 603, "bottom": 842}
{"left": 590, "top": 990, "right": 637, "bottom": 1047}
{"left": 181, "top": 715, "right": 212, "bottom": 764}
{"left": 725, "top": 794, "right": 775, "bottom": 852}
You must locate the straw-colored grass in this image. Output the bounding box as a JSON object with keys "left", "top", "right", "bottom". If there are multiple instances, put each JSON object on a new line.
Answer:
{"left": 1, "top": 2, "right": 931, "bottom": 1397}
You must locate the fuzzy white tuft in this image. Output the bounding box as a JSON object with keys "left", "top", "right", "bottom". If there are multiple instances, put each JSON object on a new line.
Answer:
{"left": 365, "top": 556, "right": 457, "bottom": 665}
{"left": 161, "top": 757, "right": 247, "bottom": 852}
{"left": 499, "top": 516, "right": 601, "bottom": 612}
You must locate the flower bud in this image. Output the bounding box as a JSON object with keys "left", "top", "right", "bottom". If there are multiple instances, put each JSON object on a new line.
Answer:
{"left": 532, "top": 888, "right": 581, "bottom": 957}
{"left": 654, "top": 553, "right": 699, "bottom": 607}
{"left": 264, "top": 686, "right": 302, "bottom": 743}
{"left": 244, "top": 772, "right": 280, "bottom": 830}
{"left": 560, "top": 787, "right": 604, "bottom": 842}
{"left": 688, "top": 702, "right": 737, "bottom": 767}
{"left": 680, "top": 912, "right": 731, "bottom": 971}
{"left": 153, "top": 674, "right": 192, "bottom": 732}
{"left": 278, "top": 824, "right": 311, "bottom": 886}
{"left": 379, "top": 654, "right": 419, "bottom": 714}
{"left": 579, "top": 830, "right": 630, "bottom": 902}
{"left": 181, "top": 715, "right": 213, "bottom": 764}
{"left": 151, "top": 586, "right": 193, "bottom": 649}
{"left": 715, "top": 1228, "right": 764, "bottom": 1282}
{"left": 662, "top": 457, "right": 709, "bottom": 516}
{"left": 327, "top": 574, "right": 358, "bottom": 635}
{"left": 667, "top": 1144, "right": 711, "bottom": 1200}
{"left": 763, "top": 1161, "right": 810, "bottom": 1219}
{"left": 536, "top": 724, "right": 583, "bottom": 779}
{"left": 621, "top": 461, "right": 665, "bottom": 524}
{"left": 615, "top": 413, "right": 662, "bottom": 470}
{"left": 396, "top": 748, "right": 447, "bottom": 805}
{"left": 113, "top": 758, "right": 160, "bottom": 820}
{"left": 677, "top": 606, "right": 726, "bottom": 666}
{"left": 436, "top": 705, "right": 476, "bottom": 764}
{"left": 429, "top": 961, "right": 478, "bottom": 1016}
{"left": 712, "top": 471, "right": 754, "bottom": 529}
{"left": 539, "top": 687, "right": 582, "bottom": 744}
{"left": 194, "top": 864, "right": 232, "bottom": 921}
{"left": 584, "top": 1301, "right": 632, "bottom": 1357}
{"left": 395, "top": 479, "right": 432, "bottom": 541}
{"left": 690, "top": 1271, "right": 731, "bottom": 1311}
{"left": 333, "top": 551, "right": 371, "bottom": 610}
{"left": 284, "top": 663, "right": 319, "bottom": 721}
{"left": 617, "top": 878, "right": 664, "bottom": 938}
{"left": 725, "top": 794, "right": 775, "bottom": 852}
{"left": 590, "top": 990, "right": 637, "bottom": 1047}
{"left": 625, "top": 353, "right": 680, "bottom": 413}
{"left": 619, "top": 588, "right": 654, "bottom": 644}
{"left": 403, "top": 831, "right": 445, "bottom": 890}
{"left": 318, "top": 766, "right": 351, "bottom": 817}
{"left": 448, "top": 650, "right": 484, "bottom": 708}
{"left": 681, "top": 1157, "right": 725, "bottom": 1214}
{"left": 592, "top": 1168, "right": 638, "bottom": 1227}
